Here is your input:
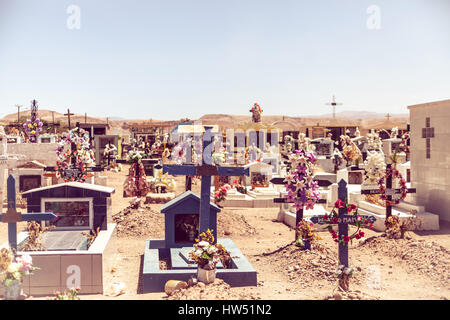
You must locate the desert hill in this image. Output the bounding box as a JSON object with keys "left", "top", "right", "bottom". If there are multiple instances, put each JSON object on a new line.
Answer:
{"left": 1, "top": 110, "right": 409, "bottom": 133}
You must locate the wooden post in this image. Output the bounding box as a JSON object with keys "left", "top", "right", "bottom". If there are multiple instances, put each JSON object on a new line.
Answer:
{"left": 199, "top": 128, "right": 213, "bottom": 239}
{"left": 295, "top": 207, "right": 303, "bottom": 239}
{"left": 386, "top": 163, "right": 393, "bottom": 219}
{"left": 337, "top": 179, "right": 349, "bottom": 268}
{"left": 7, "top": 176, "right": 18, "bottom": 250}
{"left": 185, "top": 176, "right": 192, "bottom": 191}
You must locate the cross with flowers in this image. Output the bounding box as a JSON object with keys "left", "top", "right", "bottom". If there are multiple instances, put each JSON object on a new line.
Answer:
{"left": 0, "top": 175, "right": 56, "bottom": 250}
{"left": 360, "top": 163, "right": 416, "bottom": 220}
{"left": 272, "top": 149, "right": 326, "bottom": 240}
{"left": 163, "top": 126, "right": 249, "bottom": 243}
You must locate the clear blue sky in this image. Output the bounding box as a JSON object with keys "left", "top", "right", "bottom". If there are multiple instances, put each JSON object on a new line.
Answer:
{"left": 1, "top": 0, "right": 449, "bottom": 120}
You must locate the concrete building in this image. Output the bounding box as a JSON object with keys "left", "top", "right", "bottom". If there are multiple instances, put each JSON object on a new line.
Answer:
{"left": 408, "top": 99, "right": 450, "bottom": 222}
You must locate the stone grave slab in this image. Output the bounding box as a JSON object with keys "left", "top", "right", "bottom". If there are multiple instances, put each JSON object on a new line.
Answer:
{"left": 39, "top": 230, "right": 88, "bottom": 251}
{"left": 170, "top": 247, "right": 224, "bottom": 270}
{"left": 143, "top": 238, "right": 257, "bottom": 292}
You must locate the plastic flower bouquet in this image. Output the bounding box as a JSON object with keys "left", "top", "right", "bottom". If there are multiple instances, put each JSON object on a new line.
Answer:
{"left": 189, "top": 229, "right": 229, "bottom": 270}
{"left": 23, "top": 118, "right": 43, "bottom": 142}
{"left": 0, "top": 246, "right": 39, "bottom": 288}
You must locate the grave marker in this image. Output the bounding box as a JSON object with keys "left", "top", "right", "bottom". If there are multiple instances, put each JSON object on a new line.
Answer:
{"left": 0, "top": 175, "right": 56, "bottom": 250}
{"left": 360, "top": 163, "right": 416, "bottom": 219}
{"left": 163, "top": 126, "right": 249, "bottom": 242}
{"left": 271, "top": 177, "right": 327, "bottom": 240}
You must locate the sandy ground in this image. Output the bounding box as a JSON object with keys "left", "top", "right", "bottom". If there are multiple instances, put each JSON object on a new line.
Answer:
{"left": 4, "top": 164, "right": 449, "bottom": 300}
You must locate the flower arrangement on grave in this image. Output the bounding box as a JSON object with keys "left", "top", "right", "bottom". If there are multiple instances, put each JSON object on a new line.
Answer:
{"left": 212, "top": 151, "right": 227, "bottom": 165}
{"left": 126, "top": 149, "right": 145, "bottom": 163}
{"left": 151, "top": 136, "right": 162, "bottom": 151}
{"left": 295, "top": 220, "right": 322, "bottom": 250}
{"left": 214, "top": 184, "right": 231, "bottom": 207}
{"left": 244, "top": 145, "right": 263, "bottom": 164}
{"left": 297, "top": 133, "right": 315, "bottom": 153}
{"left": 363, "top": 150, "right": 386, "bottom": 205}
{"left": 82, "top": 227, "right": 101, "bottom": 249}
{"left": 103, "top": 143, "right": 118, "bottom": 158}
{"left": 21, "top": 221, "right": 55, "bottom": 251}
{"left": 363, "top": 150, "right": 386, "bottom": 185}
{"left": 283, "top": 149, "right": 320, "bottom": 213}
{"left": 189, "top": 229, "right": 231, "bottom": 273}
{"left": 149, "top": 172, "right": 176, "bottom": 193}
{"left": 323, "top": 200, "right": 372, "bottom": 245}
{"left": 123, "top": 159, "right": 149, "bottom": 197}
{"left": 334, "top": 264, "right": 354, "bottom": 291}
{"left": 0, "top": 246, "right": 39, "bottom": 298}
{"left": 55, "top": 127, "right": 95, "bottom": 183}
{"left": 232, "top": 179, "right": 247, "bottom": 194}
{"left": 284, "top": 135, "right": 295, "bottom": 154}
{"left": 366, "top": 130, "right": 383, "bottom": 151}
{"left": 22, "top": 118, "right": 43, "bottom": 142}
{"left": 377, "top": 167, "right": 407, "bottom": 206}
{"left": 51, "top": 287, "right": 81, "bottom": 300}
{"left": 390, "top": 127, "right": 399, "bottom": 139}
{"left": 340, "top": 135, "right": 362, "bottom": 166}
{"left": 384, "top": 213, "right": 421, "bottom": 239}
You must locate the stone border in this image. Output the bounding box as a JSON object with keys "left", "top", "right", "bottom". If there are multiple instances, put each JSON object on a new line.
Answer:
{"left": 1, "top": 224, "right": 116, "bottom": 297}
{"left": 142, "top": 238, "right": 257, "bottom": 293}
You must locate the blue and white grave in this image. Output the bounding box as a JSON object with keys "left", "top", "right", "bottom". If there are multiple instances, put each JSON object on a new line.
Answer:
{"left": 142, "top": 126, "right": 257, "bottom": 293}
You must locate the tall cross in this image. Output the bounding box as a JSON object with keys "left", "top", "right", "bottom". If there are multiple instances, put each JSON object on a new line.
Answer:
{"left": 361, "top": 163, "right": 416, "bottom": 219}
{"left": 325, "top": 95, "right": 343, "bottom": 119}
{"left": 0, "top": 175, "right": 56, "bottom": 250}
{"left": 385, "top": 113, "right": 391, "bottom": 121}
{"left": 422, "top": 117, "right": 434, "bottom": 159}
{"left": 163, "top": 126, "right": 249, "bottom": 243}
{"left": 310, "top": 180, "right": 376, "bottom": 268}
{"left": 64, "top": 108, "right": 74, "bottom": 129}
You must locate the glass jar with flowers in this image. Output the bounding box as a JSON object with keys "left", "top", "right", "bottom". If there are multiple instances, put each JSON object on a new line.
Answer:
{"left": 0, "top": 246, "right": 39, "bottom": 300}
{"left": 189, "top": 229, "right": 230, "bottom": 284}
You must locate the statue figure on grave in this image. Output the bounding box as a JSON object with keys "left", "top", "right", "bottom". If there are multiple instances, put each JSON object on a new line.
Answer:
{"left": 298, "top": 133, "right": 315, "bottom": 153}
{"left": 390, "top": 127, "right": 399, "bottom": 139}
{"left": 249, "top": 102, "right": 262, "bottom": 123}
{"left": 355, "top": 127, "right": 361, "bottom": 137}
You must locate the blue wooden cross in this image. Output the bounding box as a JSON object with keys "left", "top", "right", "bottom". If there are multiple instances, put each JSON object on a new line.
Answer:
{"left": 163, "top": 126, "right": 249, "bottom": 243}
{"left": 0, "top": 175, "right": 57, "bottom": 250}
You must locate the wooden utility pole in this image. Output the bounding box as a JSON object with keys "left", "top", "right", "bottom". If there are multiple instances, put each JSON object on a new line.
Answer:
{"left": 15, "top": 105, "right": 22, "bottom": 127}
{"left": 64, "top": 108, "right": 75, "bottom": 130}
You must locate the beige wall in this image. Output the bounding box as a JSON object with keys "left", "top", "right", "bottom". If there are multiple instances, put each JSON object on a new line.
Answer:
{"left": 408, "top": 100, "right": 450, "bottom": 222}
{"left": 7, "top": 143, "right": 58, "bottom": 166}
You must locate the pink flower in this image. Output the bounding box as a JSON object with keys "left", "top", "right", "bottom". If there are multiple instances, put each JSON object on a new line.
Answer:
{"left": 305, "top": 200, "right": 314, "bottom": 210}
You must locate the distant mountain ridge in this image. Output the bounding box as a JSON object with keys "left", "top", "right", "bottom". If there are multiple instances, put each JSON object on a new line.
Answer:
{"left": 306, "top": 110, "right": 408, "bottom": 119}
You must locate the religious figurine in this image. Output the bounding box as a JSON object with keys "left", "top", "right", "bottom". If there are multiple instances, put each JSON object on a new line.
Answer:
{"left": 249, "top": 102, "right": 262, "bottom": 123}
